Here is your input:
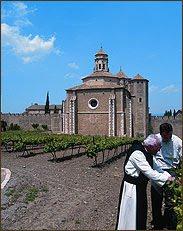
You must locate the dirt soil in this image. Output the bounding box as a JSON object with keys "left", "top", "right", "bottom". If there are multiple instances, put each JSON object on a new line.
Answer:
{"left": 1, "top": 149, "right": 153, "bottom": 230}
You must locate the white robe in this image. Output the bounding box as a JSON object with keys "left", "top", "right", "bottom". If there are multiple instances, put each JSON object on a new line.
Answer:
{"left": 117, "top": 150, "right": 171, "bottom": 230}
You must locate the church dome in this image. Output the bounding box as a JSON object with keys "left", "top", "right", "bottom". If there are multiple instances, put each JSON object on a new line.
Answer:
{"left": 95, "top": 47, "right": 108, "bottom": 56}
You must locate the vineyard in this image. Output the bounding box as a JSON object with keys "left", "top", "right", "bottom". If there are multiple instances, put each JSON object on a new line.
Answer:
{"left": 1, "top": 131, "right": 181, "bottom": 230}
{"left": 168, "top": 168, "right": 182, "bottom": 231}
{"left": 1, "top": 131, "right": 141, "bottom": 166}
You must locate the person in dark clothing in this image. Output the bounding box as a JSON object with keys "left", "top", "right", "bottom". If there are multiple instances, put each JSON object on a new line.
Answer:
{"left": 116, "top": 134, "right": 174, "bottom": 230}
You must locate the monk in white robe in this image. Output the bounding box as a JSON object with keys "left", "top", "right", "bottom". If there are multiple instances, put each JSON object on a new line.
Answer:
{"left": 116, "top": 134, "right": 174, "bottom": 230}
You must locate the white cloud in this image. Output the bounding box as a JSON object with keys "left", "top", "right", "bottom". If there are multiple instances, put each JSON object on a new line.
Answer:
{"left": 22, "top": 56, "right": 32, "bottom": 64}
{"left": 2, "top": 2, "right": 36, "bottom": 27}
{"left": 13, "top": 2, "right": 37, "bottom": 18}
{"left": 68, "top": 62, "right": 79, "bottom": 69}
{"left": 65, "top": 73, "right": 74, "bottom": 78}
{"left": 64, "top": 72, "right": 80, "bottom": 78}
{"left": 54, "top": 49, "right": 62, "bottom": 56}
{"left": 2, "top": 23, "right": 56, "bottom": 63}
{"left": 149, "top": 85, "right": 159, "bottom": 93}
{"left": 12, "top": 2, "right": 31, "bottom": 16}
{"left": 1, "top": 2, "right": 61, "bottom": 63}
{"left": 160, "top": 85, "right": 178, "bottom": 94}
{"left": 14, "top": 18, "right": 32, "bottom": 27}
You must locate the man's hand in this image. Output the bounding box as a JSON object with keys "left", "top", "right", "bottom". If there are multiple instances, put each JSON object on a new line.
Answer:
{"left": 166, "top": 176, "right": 175, "bottom": 185}
{"left": 168, "top": 176, "right": 175, "bottom": 181}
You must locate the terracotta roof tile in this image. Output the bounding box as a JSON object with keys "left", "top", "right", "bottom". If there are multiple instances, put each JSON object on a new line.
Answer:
{"left": 134, "top": 74, "right": 144, "bottom": 79}
{"left": 90, "top": 71, "right": 114, "bottom": 77}
{"left": 82, "top": 71, "right": 115, "bottom": 80}
{"left": 116, "top": 70, "right": 127, "bottom": 78}
{"left": 66, "top": 82, "right": 123, "bottom": 91}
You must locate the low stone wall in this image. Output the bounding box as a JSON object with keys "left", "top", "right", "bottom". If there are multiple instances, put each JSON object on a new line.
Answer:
{"left": 150, "top": 115, "right": 182, "bottom": 139}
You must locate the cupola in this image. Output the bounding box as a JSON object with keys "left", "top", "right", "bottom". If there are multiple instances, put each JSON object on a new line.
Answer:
{"left": 94, "top": 47, "right": 109, "bottom": 72}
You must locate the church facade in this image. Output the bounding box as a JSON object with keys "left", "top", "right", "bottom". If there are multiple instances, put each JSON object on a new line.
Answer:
{"left": 62, "top": 48, "right": 149, "bottom": 137}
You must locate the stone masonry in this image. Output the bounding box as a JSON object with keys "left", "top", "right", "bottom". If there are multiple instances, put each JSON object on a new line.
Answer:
{"left": 63, "top": 47, "right": 149, "bottom": 137}
{"left": 1, "top": 113, "right": 53, "bottom": 131}
{"left": 1, "top": 48, "right": 181, "bottom": 138}
{"left": 150, "top": 114, "right": 182, "bottom": 139}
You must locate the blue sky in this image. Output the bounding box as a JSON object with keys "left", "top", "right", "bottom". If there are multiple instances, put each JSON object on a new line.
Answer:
{"left": 1, "top": 1, "right": 182, "bottom": 115}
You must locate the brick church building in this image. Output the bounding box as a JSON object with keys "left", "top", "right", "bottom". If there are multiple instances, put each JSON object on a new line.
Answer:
{"left": 62, "top": 47, "right": 149, "bottom": 137}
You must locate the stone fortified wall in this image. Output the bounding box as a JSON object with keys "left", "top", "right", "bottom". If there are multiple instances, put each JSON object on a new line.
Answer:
{"left": 1, "top": 113, "right": 62, "bottom": 132}
{"left": 150, "top": 115, "right": 182, "bottom": 139}
{"left": 1, "top": 113, "right": 182, "bottom": 138}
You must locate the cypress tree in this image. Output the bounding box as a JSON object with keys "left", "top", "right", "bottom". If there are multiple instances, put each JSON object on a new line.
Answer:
{"left": 173, "top": 109, "right": 176, "bottom": 118}
{"left": 45, "top": 91, "right": 50, "bottom": 114}
{"left": 54, "top": 105, "right": 58, "bottom": 114}
{"left": 167, "top": 110, "right": 170, "bottom": 117}
{"left": 169, "top": 109, "right": 172, "bottom": 116}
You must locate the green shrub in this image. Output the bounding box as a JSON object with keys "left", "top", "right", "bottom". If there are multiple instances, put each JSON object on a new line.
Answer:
{"left": 1, "top": 120, "right": 7, "bottom": 131}
{"left": 42, "top": 124, "right": 48, "bottom": 130}
{"left": 148, "top": 123, "right": 154, "bottom": 135}
{"left": 136, "top": 133, "right": 144, "bottom": 138}
{"left": 8, "top": 123, "right": 21, "bottom": 130}
{"left": 168, "top": 168, "right": 182, "bottom": 231}
{"left": 32, "top": 123, "right": 39, "bottom": 129}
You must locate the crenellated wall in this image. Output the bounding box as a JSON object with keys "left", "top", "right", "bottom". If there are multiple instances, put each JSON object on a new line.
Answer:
{"left": 150, "top": 114, "right": 182, "bottom": 139}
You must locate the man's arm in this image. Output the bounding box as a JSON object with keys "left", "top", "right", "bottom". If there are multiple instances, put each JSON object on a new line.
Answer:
{"left": 130, "top": 151, "right": 171, "bottom": 186}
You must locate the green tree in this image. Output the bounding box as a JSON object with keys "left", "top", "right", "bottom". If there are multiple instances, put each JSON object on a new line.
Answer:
{"left": 1, "top": 120, "right": 7, "bottom": 131}
{"left": 8, "top": 123, "right": 20, "bottom": 130}
{"left": 173, "top": 109, "right": 176, "bottom": 118}
{"left": 148, "top": 123, "right": 154, "bottom": 135}
{"left": 54, "top": 105, "right": 58, "bottom": 114}
{"left": 45, "top": 91, "right": 50, "bottom": 114}
{"left": 164, "top": 110, "right": 168, "bottom": 116}
{"left": 167, "top": 109, "right": 172, "bottom": 118}
{"left": 42, "top": 124, "right": 48, "bottom": 130}
{"left": 169, "top": 109, "right": 172, "bottom": 116}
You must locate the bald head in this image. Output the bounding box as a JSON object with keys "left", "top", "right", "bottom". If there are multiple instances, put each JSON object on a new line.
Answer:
{"left": 143, "top": 134, "right": 161, "bottom": 155}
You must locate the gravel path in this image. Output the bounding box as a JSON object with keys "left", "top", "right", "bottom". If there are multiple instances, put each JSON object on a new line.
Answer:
{"left": 1, "top": 150, "right": 153, "bottom": 230}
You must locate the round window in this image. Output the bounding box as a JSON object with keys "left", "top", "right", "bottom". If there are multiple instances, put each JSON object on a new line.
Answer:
{"left": 88, "top": 98, "right": 99, "bottom": 109}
